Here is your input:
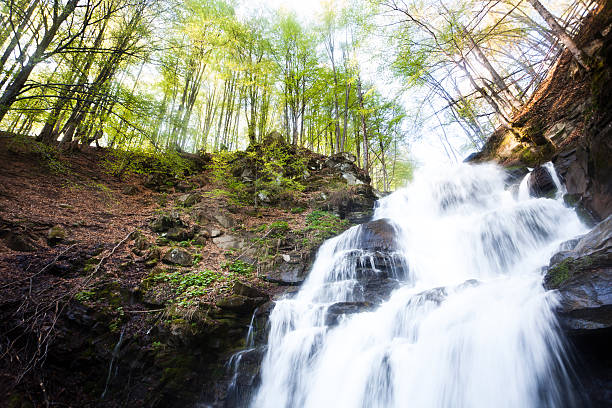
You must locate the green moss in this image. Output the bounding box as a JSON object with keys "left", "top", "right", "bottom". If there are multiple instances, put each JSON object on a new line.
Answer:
{"left": 547, "top": 256, "right": 596, "bottom": 288}
{"left": 548, "top": 258, "right": 573, "bottom": 287}
{"left": 75, "top": 290, "right": 95, "bottom": 302}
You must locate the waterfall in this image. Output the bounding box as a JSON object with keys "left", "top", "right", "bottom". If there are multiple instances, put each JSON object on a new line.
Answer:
{"left": 249, "top": 163, "right": 588, "bottom": 408}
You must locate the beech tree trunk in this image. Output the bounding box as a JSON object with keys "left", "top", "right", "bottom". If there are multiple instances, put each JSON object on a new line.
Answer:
{"left": 526, "top": 0, "right": 589, "bottom": 70}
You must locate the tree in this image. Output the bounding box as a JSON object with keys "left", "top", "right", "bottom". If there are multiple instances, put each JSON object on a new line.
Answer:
{"left": 525, "top": 0, "right": 589, "bottom": 70}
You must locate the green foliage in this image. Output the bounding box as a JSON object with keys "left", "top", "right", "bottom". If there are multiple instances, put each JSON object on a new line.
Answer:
{"left": 223, "top": 260, "right": 255, "bottom": 276}
{"left": 210, "top": 143, "right": 307, "bottom": 205}
{"left": 268, "top": 221, "right": 290, "bottom": 237}
{"left": 305, "top": 210, "right": 348, "bottom": 239}
{"left": 75, "top": 290, "right": 95, "bottom": 302}
{"left": 103, "top": 146, "right": 193, "bottom": 180}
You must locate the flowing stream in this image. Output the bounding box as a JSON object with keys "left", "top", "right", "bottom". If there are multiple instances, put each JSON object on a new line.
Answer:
{"left": 249, "top": 163, "right": 588, "bottom": 408}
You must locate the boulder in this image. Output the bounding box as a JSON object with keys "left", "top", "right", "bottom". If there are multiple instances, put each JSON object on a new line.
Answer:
{"left": 554, "top": 144, "right": 612, "bottom": 221}
{"left": 502, "top": 166, "right": 529, "bottom": 187}
{"left": 177, "top": 192, "right": 201, "bottom": 207}
{"left": 325, "top": 302, "right": 374, "bottom": 326}
{"left": 162, "top": 248, "right": 193, "bottom": 266}
{"left": 342, "top": 172, "right": 364, "bottom": 186}
{"left": 234, "top": 281, "right": 268, "bottom": 299}
{"left": 216, "top": 295, "right": 267, "bottom": 314}
{"left": 527, "top": 165, "right": 557, "bottom": 198}
{"left": 48, "top": 225, "right": 67, "bottom": 245}
{"left": 165, "top": 227, "right": 193, "bottom": 242}
{"left": 212, "top": 234, "right": 244, "bottom": 250}
{"left": 262, "top": 130, "right": 285, "bottom": 145}
{"left": 264, "top": 262, "right": 306, "bottom": 286}
{"left": 194, "top": 210, "right": 235, "bottom": 229}
{"left": 150, "top": 212, "right": 184, "bottom": 233}
{"left": 544, "top": 215, "right": 612, "bottom": 332}
{"left": 358, "top": 219, "right": 399, "bottom": 252}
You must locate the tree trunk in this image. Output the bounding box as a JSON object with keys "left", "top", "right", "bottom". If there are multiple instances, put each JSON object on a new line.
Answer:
{"left": 0, "top": 0, "right": 38, "bottom": 73}
{"left": 0, "top": 0, "right": 77, "bottom": 123}
{"left": 526, "top": 0, "right": 589, "bottom": 70}
{"left": 356, "top": 74, "right": 369, "bottom": 173}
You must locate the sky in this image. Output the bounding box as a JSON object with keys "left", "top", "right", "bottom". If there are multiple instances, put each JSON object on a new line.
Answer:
{"left": 238, "top": 0, "right": 325, "bottom": 21}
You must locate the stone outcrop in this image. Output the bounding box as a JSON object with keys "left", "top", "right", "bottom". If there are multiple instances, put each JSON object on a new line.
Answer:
{"left": 527, "top": 165, "right": 558, "bottom": 198}
{"left": 544, "top": 215, "right": 612, "bottom": 332}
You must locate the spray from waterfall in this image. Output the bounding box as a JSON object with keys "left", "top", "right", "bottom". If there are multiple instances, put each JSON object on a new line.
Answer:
{"left": 249, "top": 162, "right": 587, "bottom": 408}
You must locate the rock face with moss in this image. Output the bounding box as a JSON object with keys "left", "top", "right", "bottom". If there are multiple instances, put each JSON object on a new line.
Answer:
{"left": 544, "top": 214, "right": 612, "bottom": 332}
{"left": 543, "top": 214, "right": 612, "bottom": 406}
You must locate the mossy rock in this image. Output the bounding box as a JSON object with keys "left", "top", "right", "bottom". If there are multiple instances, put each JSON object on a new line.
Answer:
{"left": 544, "top": 256, "right": 596, "bottom": 289}
{"left": 47, "top": 225, "right": 67, "bottom": 244}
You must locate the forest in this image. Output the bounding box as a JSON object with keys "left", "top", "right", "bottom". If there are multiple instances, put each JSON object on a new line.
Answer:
{"left": 2, "top": 0, "right": 611, "bottom": 407}
{"left": 0, "top": 0, "right": 597, "bottom": 190}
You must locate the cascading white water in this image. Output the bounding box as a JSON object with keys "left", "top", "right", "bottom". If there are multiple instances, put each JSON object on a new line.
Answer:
{"left": 250, "top": 163, "right": 588, "bottom": 408}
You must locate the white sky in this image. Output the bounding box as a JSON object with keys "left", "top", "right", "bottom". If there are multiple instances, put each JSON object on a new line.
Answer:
{"left": 238, "top": 0, "right": 325, "bottom": 21}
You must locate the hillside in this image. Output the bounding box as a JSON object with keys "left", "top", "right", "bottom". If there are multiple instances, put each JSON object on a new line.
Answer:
{"left": 0, "top": 135, "right": 377, "bottom": 407}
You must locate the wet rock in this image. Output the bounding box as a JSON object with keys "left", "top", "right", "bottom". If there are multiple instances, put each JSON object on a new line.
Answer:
{"left": 463, "top": 151, "right": 482, "bottom": 162}
{"left": 216, "top": 295, "right": 267, "bottom": 314}
{"left": 358, "top": 219, "right": 399, "bottom": 252}
{"left": 528, "top": 165, "right": 557, "bottom": 198}
{"left": 325, "top": 302, "right": 374, "bottom": 326}
{"left": 150, "top": 212, "right": 184, "bottom": 233}
{"left": 48, "top": 225, "right": 67, "bottom": 245}
{"left": 263, "top": 262, "right": 306, "bottom": 286}
{"left": 502, "top": 166, "right": 529, "bottom": 187}
{"left": 162, "top": 248, "right": 193, "bottom": 266}
{"left": 563, "top": 194, "right": 599, "bottom": 227}
{"left": 544, "top": 215, "right": 612, "bottom": 332}
{"left": 554, "top": 143, "right": 612, "bottom": 221}
{"left": 177, "top": 192, "right": 201, "bottom": 207}
{"left": 234, "top": 281, "right": 268, "bottom": 299}
{"left": 354, "top": 276, "right": 400, "bottom": 304}
{"left": 224, "top": 347, "right": 266, "bottom": 408}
